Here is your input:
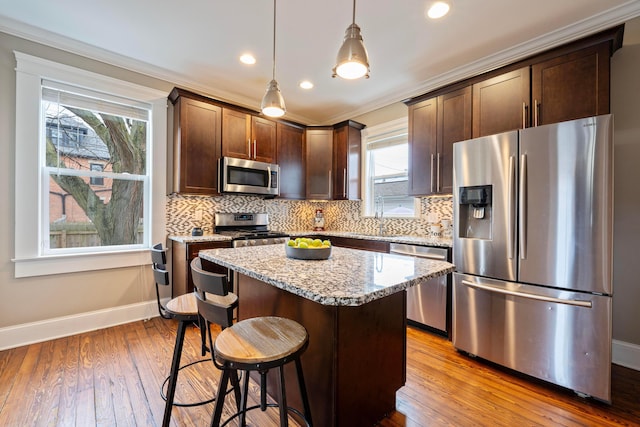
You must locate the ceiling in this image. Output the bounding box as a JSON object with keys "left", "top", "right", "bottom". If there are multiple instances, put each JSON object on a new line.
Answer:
{"left": 1, "top": 0, "right": 640, "bottom": 125}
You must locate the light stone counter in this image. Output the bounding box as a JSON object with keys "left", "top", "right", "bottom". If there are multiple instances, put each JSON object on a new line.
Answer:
{"left": 199, "top": 244, "right": 454, "bottom": 306}
{"left": 169, "top": 230, "right": 452, "bottom": 247}
{"left": 168, "top": 233, "right": 232, "bottom": 244}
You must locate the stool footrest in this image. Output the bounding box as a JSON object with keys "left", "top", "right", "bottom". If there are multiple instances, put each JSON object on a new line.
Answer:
{"left": 219, "top": 403, "right": 311, "bottom": 427}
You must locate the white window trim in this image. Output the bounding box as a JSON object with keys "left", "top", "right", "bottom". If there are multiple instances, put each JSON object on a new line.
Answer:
{"left": 360, "top": 117, "right": 420, "bottom": 218}
{"left": 13, "top": 52, "right": 168, "bottom": 278}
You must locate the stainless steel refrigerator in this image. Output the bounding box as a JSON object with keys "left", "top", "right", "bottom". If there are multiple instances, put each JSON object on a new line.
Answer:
{"left": 452, "top": 114, "right": 613, "bottom": 402}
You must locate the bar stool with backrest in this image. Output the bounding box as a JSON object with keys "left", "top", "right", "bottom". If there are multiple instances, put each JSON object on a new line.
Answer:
{"left": 151, "top": 243, "right": 220, "bottom": 427}
{"left": 190, "top": 257, "right": 313, "bottom": 427}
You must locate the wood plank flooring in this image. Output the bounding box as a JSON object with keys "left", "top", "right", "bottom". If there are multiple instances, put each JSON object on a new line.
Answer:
{"left": 0, "top": 317, "right": 638, "bottom": 426}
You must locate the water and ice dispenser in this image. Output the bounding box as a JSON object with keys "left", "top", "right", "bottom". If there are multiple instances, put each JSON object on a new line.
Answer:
{"left": 458, "top": 185, "right": 492, "bottom": 239}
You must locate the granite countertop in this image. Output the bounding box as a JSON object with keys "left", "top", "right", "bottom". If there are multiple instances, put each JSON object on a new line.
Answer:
{"left": 199, "top": 245, "right": 454, "bottom": 307}
{"left": 168, "top": 234, "right": 233, "bottom": 243}
{"left": 169, "top": 230, "right": 452, "bottom": 248}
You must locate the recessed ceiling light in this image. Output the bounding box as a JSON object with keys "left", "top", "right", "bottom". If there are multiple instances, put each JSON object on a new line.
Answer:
{"left": 239, "top": 54, "right": 256, "bottom": 65}
{"left": 299, "top": 80, "right": 314, "bottom": 89}
{"left": 427, "top": 1, "right": 450, "bottom": 19}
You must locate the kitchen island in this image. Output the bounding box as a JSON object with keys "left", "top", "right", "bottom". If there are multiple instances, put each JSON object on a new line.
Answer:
{"left": 199, "top": 245, "right": 454, "bottom": 427}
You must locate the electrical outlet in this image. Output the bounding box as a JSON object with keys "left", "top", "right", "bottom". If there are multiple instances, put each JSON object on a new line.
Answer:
{"left": 194, "top": 209, "right": 203, "bottom": 221}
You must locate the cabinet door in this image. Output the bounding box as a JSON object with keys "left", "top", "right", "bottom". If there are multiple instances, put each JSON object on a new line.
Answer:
{"left": 221, "top": 108, "right": 251, "bottom": 159}
{"left": 173, "top": 96, "right": 221, "bottom": 194}
{"left": 171, "top": 240, "right": 231, "bottom": 297}
{"left": 306, "top": 128, "right": 333, "bottom": 200}
{"left": 438, "top": 86, "right": 471, "bottom": 194}
{"left": 277, "top": 122, "right": 306, "bottom": 199}
{"left": 252, "top": 116, "right": 277, "bottom": 163}
{"left": 333, "top": 125, "right": 348, "bottom": 200}
{"left": 408, "top": 98, "right": 437, "bottom": 196}
{"left": 531, "top": 43, "right": 610, "bottom": 126}
{"left": 472, "top": 67, "right": 530, "bottom": 137}
{"left": 333, "top": 123, "right": 363, "bottom": 200}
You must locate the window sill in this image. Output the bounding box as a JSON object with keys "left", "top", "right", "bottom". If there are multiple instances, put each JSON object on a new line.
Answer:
{"left": 12, "top": 249, "right": 150, "bottom": 278}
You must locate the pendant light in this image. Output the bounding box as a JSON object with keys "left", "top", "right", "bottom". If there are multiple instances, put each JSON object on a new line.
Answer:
{"left": 332, "top": 0, "right": 370, "bottom": 80}
{"left": 261, "top": 0, "right": 286, "bottom": 117}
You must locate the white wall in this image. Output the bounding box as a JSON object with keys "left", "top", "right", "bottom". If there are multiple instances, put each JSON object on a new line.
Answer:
{"left": 0, "top": 32, "right": 174, "bottom": 345}
{"left": 611, "top": 22, "right": 640, "bottom": 345}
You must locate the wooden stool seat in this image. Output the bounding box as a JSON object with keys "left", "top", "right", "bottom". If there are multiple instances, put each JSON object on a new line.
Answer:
{"left": 215, "top": 317, "right": 308, "bottom": 365}
{"left": 166, "top": 292, "right": 238, "bottom": 318}
{"left": 210, "top": 316, "right": 312, "bottom": 427}
{"left": 165, "top": 293, "right": 198, "bottom": 317}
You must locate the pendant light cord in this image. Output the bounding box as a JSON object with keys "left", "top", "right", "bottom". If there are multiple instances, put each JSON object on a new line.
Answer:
{"left": 272, "top": 0, "right": 277, "bottom": 80}
{"left": 352, "top": 0, "right": 356, "bottom": 24}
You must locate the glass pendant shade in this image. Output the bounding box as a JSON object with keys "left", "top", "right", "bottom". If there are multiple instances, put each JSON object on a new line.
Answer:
{"left": 261, "top": 79, "right": 286, "bottom": 117}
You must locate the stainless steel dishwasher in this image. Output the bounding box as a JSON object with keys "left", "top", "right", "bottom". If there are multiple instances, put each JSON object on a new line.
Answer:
{"left": 389, "top": 243, "right": 450, "bottom": 334}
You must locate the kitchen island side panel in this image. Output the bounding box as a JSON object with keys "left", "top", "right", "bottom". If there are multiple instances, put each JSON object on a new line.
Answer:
{"left": 237, "top": 273, "right": 406, "bottom": 427}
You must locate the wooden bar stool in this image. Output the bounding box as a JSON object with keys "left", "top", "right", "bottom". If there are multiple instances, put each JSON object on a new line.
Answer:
{"left": 151, "top": 244, "right": 220, "bottom": 427}
{"left": 191, "top": 258, "right": 312, "bottom": 427}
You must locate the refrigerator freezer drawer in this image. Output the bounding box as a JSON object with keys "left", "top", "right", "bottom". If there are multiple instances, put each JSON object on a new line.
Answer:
{"left": 452, "top": 272, "right": 612, "bottom": 402}
{"left": 407, "top": 276, "right": 447, "bottom": 332}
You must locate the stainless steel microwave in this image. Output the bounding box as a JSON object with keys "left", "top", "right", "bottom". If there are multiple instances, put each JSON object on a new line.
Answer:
{"left": 218, "top": 157, "right": 280, "bottom": 196}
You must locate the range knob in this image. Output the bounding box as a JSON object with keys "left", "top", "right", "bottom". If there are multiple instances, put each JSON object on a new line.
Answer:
{"left": 262, "top": 239, "right": 269, "bottom": 245}
{"left": 236, "top": 240, "right": 247, "bottom": 247}
{"left": 249, "top": 240, "right": 257, "bottom": 246}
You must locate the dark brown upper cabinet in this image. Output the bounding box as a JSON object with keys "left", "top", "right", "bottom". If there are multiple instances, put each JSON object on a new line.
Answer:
{"left": 305, "top": 128, "right": 333, "bottom": 200}
{"left": 333, "top": 120, "right": 364, "bottom": 200}
{"left": 408, "top": 97, "right": 437, "bottom": 196}
{"left": 471, "top": 28, "right": 622, "bottom": 137}
{"left": 276, "top": 122, "right": 306, "bottom": 200}
{"left": 169, "top": 89, "right": 222, "bottom": 195}
{"left": 531, "top": 43, "right": 611, "bottom": 126}
{"left": 222, "top": 108, "right": 277, "bottom": 164}
{"left": 438, "top": 87, "right": 472, "bottom": 194}
{"left": 472, "top": 67, "right": 530, "bottom": 138}
{"left": 408, "top": 86, "right": 471, "bottom": 196}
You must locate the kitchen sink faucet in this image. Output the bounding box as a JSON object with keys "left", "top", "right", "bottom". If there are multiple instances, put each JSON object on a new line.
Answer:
{"left": 375, "top": 195, "right": 386, "bottom": 235}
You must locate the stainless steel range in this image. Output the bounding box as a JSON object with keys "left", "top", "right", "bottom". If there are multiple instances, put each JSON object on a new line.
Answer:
{"left": 214, "top": 213, "right": 288, "bottom": 247}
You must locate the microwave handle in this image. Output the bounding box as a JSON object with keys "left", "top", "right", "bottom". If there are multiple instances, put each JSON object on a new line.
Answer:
{"left": 267, "top": 165, "right": 272, "bottom": 188}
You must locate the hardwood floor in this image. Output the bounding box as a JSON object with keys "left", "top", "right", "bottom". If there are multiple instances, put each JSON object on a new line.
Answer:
{"left": 0, "top": 317, "right": 638, "bottom": 426}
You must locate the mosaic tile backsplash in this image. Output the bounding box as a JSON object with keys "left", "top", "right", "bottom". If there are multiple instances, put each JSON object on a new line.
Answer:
{"left": 166, "top": 194, "right": 453, "bottom": 237}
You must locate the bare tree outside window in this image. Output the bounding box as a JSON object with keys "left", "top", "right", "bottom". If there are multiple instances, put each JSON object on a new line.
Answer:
{"left": 44, "top": 94, "right": 148, "bottom": 249}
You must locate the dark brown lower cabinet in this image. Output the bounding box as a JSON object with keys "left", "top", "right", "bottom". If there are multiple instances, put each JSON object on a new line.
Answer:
{"left": 171, "top": 240, "right": 231, "bottom": 297}
{"left": 237, "top": 274, "right": 406, "bottom": 427}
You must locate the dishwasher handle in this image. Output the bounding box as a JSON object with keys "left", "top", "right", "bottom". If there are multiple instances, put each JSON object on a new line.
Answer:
{"left": 389, "top": 243, "right": 448, "bottom": 260}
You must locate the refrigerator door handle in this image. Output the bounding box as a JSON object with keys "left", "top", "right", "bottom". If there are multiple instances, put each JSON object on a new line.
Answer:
{"left": 508, "top": 156, "right": 516, "bottom": 259}
{"left": 460, "top": 280, "right": 593, "bottom": 308}
{"left": 519, "top": 154, "right": 527, "bottom": 259}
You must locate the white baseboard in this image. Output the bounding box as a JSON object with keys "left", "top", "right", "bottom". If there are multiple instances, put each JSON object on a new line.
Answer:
{"left": 0, "top": 300, "right": 160, "bottom": 351}
{"left": 613, "top": 339, "right": 640, "bottom": 371}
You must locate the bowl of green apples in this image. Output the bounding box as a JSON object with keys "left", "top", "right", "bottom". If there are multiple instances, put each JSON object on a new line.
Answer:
{"left": 285, "top": 237, "right": 332, "bottom": 260}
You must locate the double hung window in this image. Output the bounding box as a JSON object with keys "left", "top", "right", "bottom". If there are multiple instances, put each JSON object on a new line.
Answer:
{"left": 362, "top": 118, "right": 418, "bottom": 218}
{"left": 14, "top": 52, "right": 167, "bottom": 277}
